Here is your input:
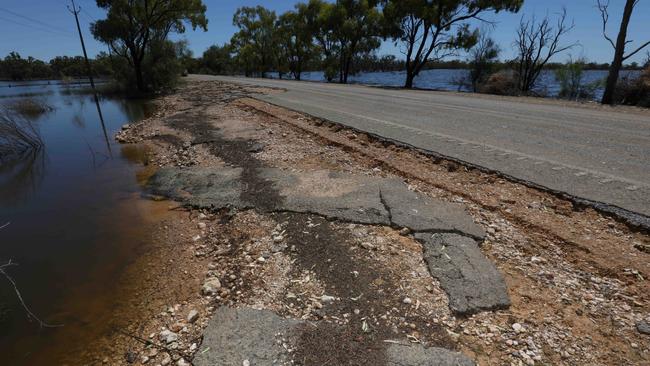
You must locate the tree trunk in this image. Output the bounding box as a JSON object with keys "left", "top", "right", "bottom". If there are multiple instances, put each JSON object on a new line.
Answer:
{"left": 133, "top": 60, "right": 145, "bottom": 92}
{"left": 602, "top": 0, "right": 635, "bottom": 105}
{"left": 404, "top": 61, "right": 416, "bottom": 88}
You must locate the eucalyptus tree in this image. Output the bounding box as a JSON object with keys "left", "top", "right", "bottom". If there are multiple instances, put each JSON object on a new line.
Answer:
{"left": 92, "top": 0, "right": 208, "bottom": 92}
{"left": 276, "top": 6, "right": 320, "bottom": 80}
{"left": 383, "top": 0, "right": 523, "bottom": 88}
{"left": 329, "top": 0, "right": 384, "bottom": 83}
{"left": 231, "top": 6, "right": 278, "bottom": 78}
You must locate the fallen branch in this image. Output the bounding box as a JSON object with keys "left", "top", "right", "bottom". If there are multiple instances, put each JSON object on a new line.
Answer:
{"left": 0, "top": 260, "right": 63, "bottom": 328}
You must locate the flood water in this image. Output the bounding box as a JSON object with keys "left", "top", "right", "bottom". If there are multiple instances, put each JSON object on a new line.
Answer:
{"left": 0, "top": 81, "right": 158, "bottom": 365}
{"left": 272, "top": 68, "right": 642, "bottom": 100}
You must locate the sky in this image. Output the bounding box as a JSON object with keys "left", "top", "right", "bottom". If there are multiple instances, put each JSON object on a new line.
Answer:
{"left": 0, "top": 0, "right": 649, "bottom": 64}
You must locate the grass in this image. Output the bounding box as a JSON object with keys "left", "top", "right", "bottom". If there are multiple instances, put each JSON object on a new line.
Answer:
{"left": 5, "top": 98, "right": 54, "bottom": 119}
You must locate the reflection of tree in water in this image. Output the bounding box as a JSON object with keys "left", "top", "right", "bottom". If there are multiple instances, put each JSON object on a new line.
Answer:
{"left": 114, "top": 98, "right": 154, "bottom": 121}
{"left": 0, "top": 107, "right": 46, "bottom": 205}
{"left": 0, "top": 148, "right": 46, "bottom": 205}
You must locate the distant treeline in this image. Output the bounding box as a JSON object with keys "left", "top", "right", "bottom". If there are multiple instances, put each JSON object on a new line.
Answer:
{"left": 0, "top": 52, "right": 115, "bottom": 81}
{"left": 189, "top": 45, "right": 643, "bottom": 76}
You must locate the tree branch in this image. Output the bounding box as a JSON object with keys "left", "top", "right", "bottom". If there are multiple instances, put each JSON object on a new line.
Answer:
{"left": 597, "top": 0, "right": 616, "bottom": 49}
{"left": 623, "top": 40, "right": 650, "bottom": 60}
{"left": 0, "top": 260, "right": 64, "bottom": 328}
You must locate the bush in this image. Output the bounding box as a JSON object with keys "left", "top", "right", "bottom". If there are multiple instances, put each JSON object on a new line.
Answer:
{"left": 614, "top": 66, "right": 650, "bottom": 107}
{"left": 480, "top": 70, "right": 519, "bottom": 96}
{"left": 554, "top": 58, "right": 600, "bottom": 100}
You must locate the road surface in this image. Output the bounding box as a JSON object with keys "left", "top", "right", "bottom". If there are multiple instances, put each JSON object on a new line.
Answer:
{"left": 191, "top": 75, "right": 650, "bottom": 220}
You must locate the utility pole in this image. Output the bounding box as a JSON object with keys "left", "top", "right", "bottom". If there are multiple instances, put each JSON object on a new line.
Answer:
{"left": 68, "top": 0, "right": 112, "bottom": 156}
{"left": 68, "top": 0, "right": 96, "bottom": 91}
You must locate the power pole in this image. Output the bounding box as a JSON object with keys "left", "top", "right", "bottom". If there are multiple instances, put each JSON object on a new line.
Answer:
{"left": 68, "top": 0, "right": 96, "bottom": 91}
{"left": 68, "top": 0, "right": 112, "bottom": 156}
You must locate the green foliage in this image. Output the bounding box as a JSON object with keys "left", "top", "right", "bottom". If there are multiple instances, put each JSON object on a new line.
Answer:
{"left": 554, "top": 58, "right": 599, "bottom": 100}
{"left": 92, "top": 0, "right": 208, "bottom": 92}
{"left": 231, "top": 6, "right": 278, "bottom": 77}
{"left": 200, "top": 44, "right": 235, "bottom": 75}
{"left": 0, "top": 52, "right": 112, "bottom": 81}
{"left": 276, "top": 7, "right": 319, "bottom": 80}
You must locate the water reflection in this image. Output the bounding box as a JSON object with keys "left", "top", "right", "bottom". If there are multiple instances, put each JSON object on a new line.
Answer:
{"left": 0, "top": 81, "right": 153, "bottom": 365}
{"left": 0, "top": 149, "right": 46, "bottom": 206}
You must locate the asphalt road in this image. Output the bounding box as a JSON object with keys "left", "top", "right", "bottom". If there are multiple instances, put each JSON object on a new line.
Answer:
{"left": 191, "top": 75, "right": 650, "bottom": 219}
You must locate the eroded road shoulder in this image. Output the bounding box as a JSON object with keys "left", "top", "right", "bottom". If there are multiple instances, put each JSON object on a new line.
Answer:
{"left": 109, "top": 81, "right": 650, "bottom": 366}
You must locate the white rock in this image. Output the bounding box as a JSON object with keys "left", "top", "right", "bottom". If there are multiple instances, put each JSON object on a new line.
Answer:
{"left": 141, "top": 355, "right": 150, "bottom": 364}
{"left": 403, "top": 297, "right": 413, "bottom": 305}
{"left": 321, "top": 295, "right": 336, "bottom": 303}
{"left": 160, "top": 330, "right": 178, "bottom": 344}
{"left": 243, "top": 360, "right": 251, "bottom": 366}
{"left": 202, "top": 278, "right": 222, "bottom": 295}
{"left": 187, "top": 310, "right": 199, "bottom": 323}
{"left": 198, "top": 222, "right": 207, "bottom": 229}
{"left": 512, "top": 323, "right": 524, "bottom": 333}
{"left": 177, "top": 359, "right": 190, "bottom": 366}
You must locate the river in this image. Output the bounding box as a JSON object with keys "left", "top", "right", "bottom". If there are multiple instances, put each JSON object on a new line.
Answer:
{"left": 0, "top": 81, "right": 158, "bottom": 365}
{"left": 271, "top": 69, "right": 642, "bottom": 100}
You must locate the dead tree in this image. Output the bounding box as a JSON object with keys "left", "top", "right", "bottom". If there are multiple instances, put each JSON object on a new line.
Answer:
{"left": 514, "top": 8, "right": 575, "bottom": 94}
{"left": 598, "top": 0, "right": 650, "bottom": 105}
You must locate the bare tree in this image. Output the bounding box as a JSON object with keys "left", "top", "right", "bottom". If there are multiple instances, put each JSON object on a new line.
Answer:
{"left": 598, "top": 0, "right": 650, "bottom": 105}
{"left": 469, "top": 31, "right": 500, "bottom": 92}
{"left": 514, "top": 8, "right": 576, "bottom": 94}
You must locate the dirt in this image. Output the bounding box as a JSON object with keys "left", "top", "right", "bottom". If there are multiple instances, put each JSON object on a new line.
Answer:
{"left": 84, "top": 80, "right": 650, "bottom": 366}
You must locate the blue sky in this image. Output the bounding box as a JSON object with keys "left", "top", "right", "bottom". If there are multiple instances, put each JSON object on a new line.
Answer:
{"left": 1, "top": 0, "right": 649, "bottom": 64}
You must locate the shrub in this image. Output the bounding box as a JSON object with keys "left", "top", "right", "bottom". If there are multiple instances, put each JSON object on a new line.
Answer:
{"left": 480, "top": 70, "right": 519, "bottom": 96}
{"left": 554, "top": 58, "right": 600, "bottom": 100}
{"left": 614, "top": 66, "right": 650, "bottom": 107}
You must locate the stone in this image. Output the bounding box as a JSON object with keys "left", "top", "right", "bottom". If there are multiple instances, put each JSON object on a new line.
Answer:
{"left": 637, "top": 321, "right": 650, "bottom": 335}
{"left": 187, "top": 310, "right": 199, "bottom": 324}
{"left": 414, "top": 233, "right": 510, "bottom": 315}
{"left": 202, "top": 278, "right": 222, "bottom": 295}
{"left": 403, "top": 297, "right": 413, "bottom": 305}
{"left": 160, "top": 330, "right": 178, "bottom": 344}
{"left": 512, "top": 323, "right": 523, "bottom": 333}
{"left": 321, "top": 295, "right": 336, "bottom": 303}
{"left": 177, "top": 359, "right": 190, "bottom": 366}
{"left": 198, "top": 222, "right": 207, "bottom": 229}
{"left": 161, "top": 354, "right": 171, "bottom": 366}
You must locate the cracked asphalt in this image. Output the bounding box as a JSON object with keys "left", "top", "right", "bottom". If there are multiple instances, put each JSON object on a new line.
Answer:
{"left": 190, "top": 75, "right": 650, "bottom": 219}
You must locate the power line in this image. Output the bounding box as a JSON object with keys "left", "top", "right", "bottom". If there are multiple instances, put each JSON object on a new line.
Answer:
{"left": 0, "top": 7, "right": 73, "bottom": 35}
{"left": 0, "top": 15, "right": 73, "bottom": 38}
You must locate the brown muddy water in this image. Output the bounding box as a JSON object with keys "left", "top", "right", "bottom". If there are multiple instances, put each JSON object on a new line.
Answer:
{"left": 0, "top": 81, "right": 161, "bottom": 365}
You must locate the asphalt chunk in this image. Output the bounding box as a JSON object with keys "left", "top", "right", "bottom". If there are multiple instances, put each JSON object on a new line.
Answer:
{"left": 414, "top": 233, "right": 511, "bottom": 315}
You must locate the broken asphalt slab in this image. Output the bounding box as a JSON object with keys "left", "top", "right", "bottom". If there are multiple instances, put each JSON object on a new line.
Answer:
{"left": 148, "top": 167, "right": 509, "bottom": 314}
{"left": 193, "top": 307, "right": 475, "bottom": 366}
{"left": 148, "top": 167, "right": 485, "bottom": 239}
{"left": 414, "top": 233, "right": 511, "bottom": 315}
